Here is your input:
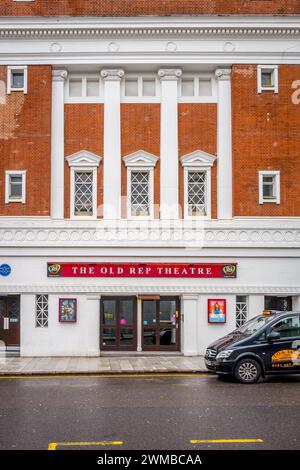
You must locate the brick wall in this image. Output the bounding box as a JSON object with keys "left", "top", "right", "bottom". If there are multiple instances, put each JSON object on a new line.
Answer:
{"left": 64, "top": 104, "right": 104, "bottom": 218}
{"left": 121, "top": 104, "right": 160, "bottom": 218}
{"left": 178, "top": 104, "right": 217, "bottom": 219}
{"left": 232, "top": 64, "right": 300, "bottom": 217}
{"left": 1, "top": 1, "right": 299, "bottom": 16}
{"left": 0, "top": 65, "right": 51, "bottom": 216}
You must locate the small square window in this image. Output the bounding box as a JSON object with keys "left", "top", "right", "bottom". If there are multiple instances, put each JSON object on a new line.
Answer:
{"left": 259, "top": 171, "right": 280, "bottom": 204}
{"left": 142, "top": 79, "right": 156, "bottom": 97}
{"left": 125, "top": 79, "right": 138, "bottom": 97}
{"left": 261, "top": 71, "right": 274, "bottom": 88}
{"left": 7, "top": 66, "right": 28, "bottom": 94}
{"left": 5, "top": 171, "right": 26, "bottom": 204}
{"left": 9, "top": 175, "right": 23, "bottom": 198}
{"left": 181, "top": 79, "right": 194, "bottom": 97}
{"left": 69, "top": 79, "right": 82, "bottom": 97}
{"left": 12, "top": 72, "right": 24, "bottom": 89}
{"left": 258, "top": 66, "right": 278, "bottom": 93}
{"left": 198, "top": 79, "right": 212, "bottom": 96}
{"left": 86, "top": 79, "right": 99, "bottom": 97}
{"left": 262, "top": 176, "right": 275, "bottom": 199}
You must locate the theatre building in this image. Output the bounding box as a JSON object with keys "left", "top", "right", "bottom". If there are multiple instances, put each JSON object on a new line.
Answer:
{"left": 1, "top": 1, "right": 300, "bottom": 357}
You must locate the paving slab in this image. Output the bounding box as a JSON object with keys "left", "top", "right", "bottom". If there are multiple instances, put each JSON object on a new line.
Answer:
{"left": 0, "top": 355, "right": 208, "bottom": 375}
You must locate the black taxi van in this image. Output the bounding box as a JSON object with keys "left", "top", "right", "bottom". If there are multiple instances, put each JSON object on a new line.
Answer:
{"left": 205, "top": 310, "right": 300, "bottom": 384}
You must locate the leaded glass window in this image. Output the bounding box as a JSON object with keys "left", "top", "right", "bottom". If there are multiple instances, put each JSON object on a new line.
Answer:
{"left": 130, "top": 171, "right": 150, "bottom": 216}
{"left": 36, "top": 295, "right": 48, "bottom": 328}
{"left": 236, "top": 296, "right": 248, "bottom": 328}
{"left": 187, "top": 171, "right": 206, "bottom": 216}
{"left": 74, "top": 171, "right": 94, "bottom": 216}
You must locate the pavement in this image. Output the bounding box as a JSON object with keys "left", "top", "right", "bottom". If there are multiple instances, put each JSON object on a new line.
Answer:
{"left": 0, "top": 373, "right": 299, "bottom": 450}
{"left": 0, "top": 355, "right": 207, "bottom": 376}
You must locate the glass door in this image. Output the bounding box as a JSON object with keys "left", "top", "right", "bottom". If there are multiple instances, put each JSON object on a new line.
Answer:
{"left": 100, "top": 297, "right": 137, "bottom": 351}
{"left": 142, "top": 297, "right": 180, "bottom": 351}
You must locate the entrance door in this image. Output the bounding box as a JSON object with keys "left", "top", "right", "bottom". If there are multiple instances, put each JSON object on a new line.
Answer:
{"left": 142, "top": 297, "right": 180, "bottom": 351}
{"left": 100, "top": 297, "right": 137, "bottom": 351}
{"left": 0, "top": 296, "right": 21, "bottom": 353}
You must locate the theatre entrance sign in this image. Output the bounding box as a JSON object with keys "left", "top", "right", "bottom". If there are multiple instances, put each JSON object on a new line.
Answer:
{"left": 47, "top": 262, "right": 237, "bottom": 279}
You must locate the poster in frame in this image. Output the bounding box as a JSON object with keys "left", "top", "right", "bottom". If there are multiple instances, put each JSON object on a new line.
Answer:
{"left": 208, "top": 299, "right": 226, "bottom": 324}
{"left": 59, "top": 298, "right": 77, "bottom": 323}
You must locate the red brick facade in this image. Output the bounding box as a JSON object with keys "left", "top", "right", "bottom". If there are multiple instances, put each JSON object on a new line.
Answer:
{"left": 178, "top": 104, "right": 217, "bottom": 219}
{"left": 2, "top": 64, "right": 300, "bottom": 219}
{"left": 232, "top": 64, "right": 300, "bottom": 217}
{"left": 0, "top": 65, "right": 51, "bottom": 216}
{"left": 1, "top": 1, "right": 299, "bottom": 16}
{"left": 121, "top": 104, "right": 160, "bottom": 218}
{"left": 64, "top": 104, "right": 104, "bottom": 218}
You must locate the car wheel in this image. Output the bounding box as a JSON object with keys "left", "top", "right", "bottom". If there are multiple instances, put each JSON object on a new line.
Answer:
{"left": 234, "top": 358, "right": 261, "bottom": 384}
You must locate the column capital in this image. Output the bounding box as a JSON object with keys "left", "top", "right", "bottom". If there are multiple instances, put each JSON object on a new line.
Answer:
{"left": 52, "top": 69, "right": 68, "bottom": 82}
{"left": 101, "top": 69, "right": 125, "bottom": 81}
{"left": 215, "top": 68, "right": 232, "bottom": 81}
{"left": 158, "top": 68, "right": 182, "bottom": 81}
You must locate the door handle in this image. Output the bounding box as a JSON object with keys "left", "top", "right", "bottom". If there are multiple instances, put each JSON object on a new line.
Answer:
{"left": 3, "top": 318, "right": 9, "bottom": 330}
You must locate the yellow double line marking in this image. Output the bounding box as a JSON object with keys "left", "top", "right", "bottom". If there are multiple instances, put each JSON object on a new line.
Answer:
{"left": 48, "top": 438, "right": 263, "bottom": 450}
{"left": 48, "top": 441, "right": 123, "bottom": 450}
{"left": 190, "top": 438, "right": 264, "bottom": 444}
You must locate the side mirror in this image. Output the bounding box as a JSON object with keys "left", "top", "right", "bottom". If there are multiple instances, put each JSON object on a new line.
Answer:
{"left": 267, "top": 331, "right": 281, "bottom": 342}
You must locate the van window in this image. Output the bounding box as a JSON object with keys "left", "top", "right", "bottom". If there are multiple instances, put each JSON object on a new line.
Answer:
{"left": 271, "top": 316, "right": 300, "bottom": 338}
{"left": 237, "top": 315, "right": 273, "bottom": 336}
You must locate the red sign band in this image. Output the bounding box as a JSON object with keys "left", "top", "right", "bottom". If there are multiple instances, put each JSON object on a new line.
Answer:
{"left": 47, "top": 263, "right": 237, "bottom": 279}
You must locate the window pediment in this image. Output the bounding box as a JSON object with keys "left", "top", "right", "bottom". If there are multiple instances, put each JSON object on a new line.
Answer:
{"left": 123, "top": 150, "right": 159, "bottom": 168}
{"left": 66, "top": 150, "right": 102, "bottom": 168}
{"left": 180, "top": 150, "right": 216, "bottom": 168}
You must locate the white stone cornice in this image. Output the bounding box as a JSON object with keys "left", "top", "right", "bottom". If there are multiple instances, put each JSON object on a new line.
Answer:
{"left": 2, "top": 16, "right": 300, "bottom": 39}
{"left": 215, "top": 68, "right": 232, "bottom": 81}
{"left": 0, "top": 284, "right": 299, "bottom": 295}
{"left": 52, "top": 69, "right": 68, "bottom": 82}
{"left": 158, "top": 68, "right": 182, "bottom": 81}
{"left": 0, "top": 219, "right": 300, "bottom": 248}
{"left": 100, "top": 69, "right": 125, "bottom": 81}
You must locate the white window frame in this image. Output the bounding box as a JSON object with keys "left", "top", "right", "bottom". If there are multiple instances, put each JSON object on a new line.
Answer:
{"left": 121, "top": 74, "right": 160, "bottom": 103}
{"left": 5, "top": 170, "right": 26, "bottom": 204}
{"left": 66, "top": 150, "right": 102, "bottom": 219}
{"left": 258, "top": 170, "right": 280, "bottom": 205}
{"left": 65, "top": 74, "right": 103, "bottom": 103}
{"left": 7, "top": 66, "right": 28, "bottom": 94}
{"left": 180, "top": 150, "right": 216, "bottom": 220}
{"left": 123, "top": 150, "right": 159, "bottom": 219}
{"left": 257, "top": 65, "right": 279, "bottom": 94}
{"left": 179, "top": 74, "right": 217, "bottom": 103}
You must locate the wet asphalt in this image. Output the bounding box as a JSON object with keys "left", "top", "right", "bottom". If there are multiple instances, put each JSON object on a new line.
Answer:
{"left": 0, "top": 373, "right": 299, "bottom": 450}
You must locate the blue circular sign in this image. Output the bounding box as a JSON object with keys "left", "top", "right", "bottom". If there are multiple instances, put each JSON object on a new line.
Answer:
{"left": 0, "top": 264, "right": 11, "bottom": 277}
